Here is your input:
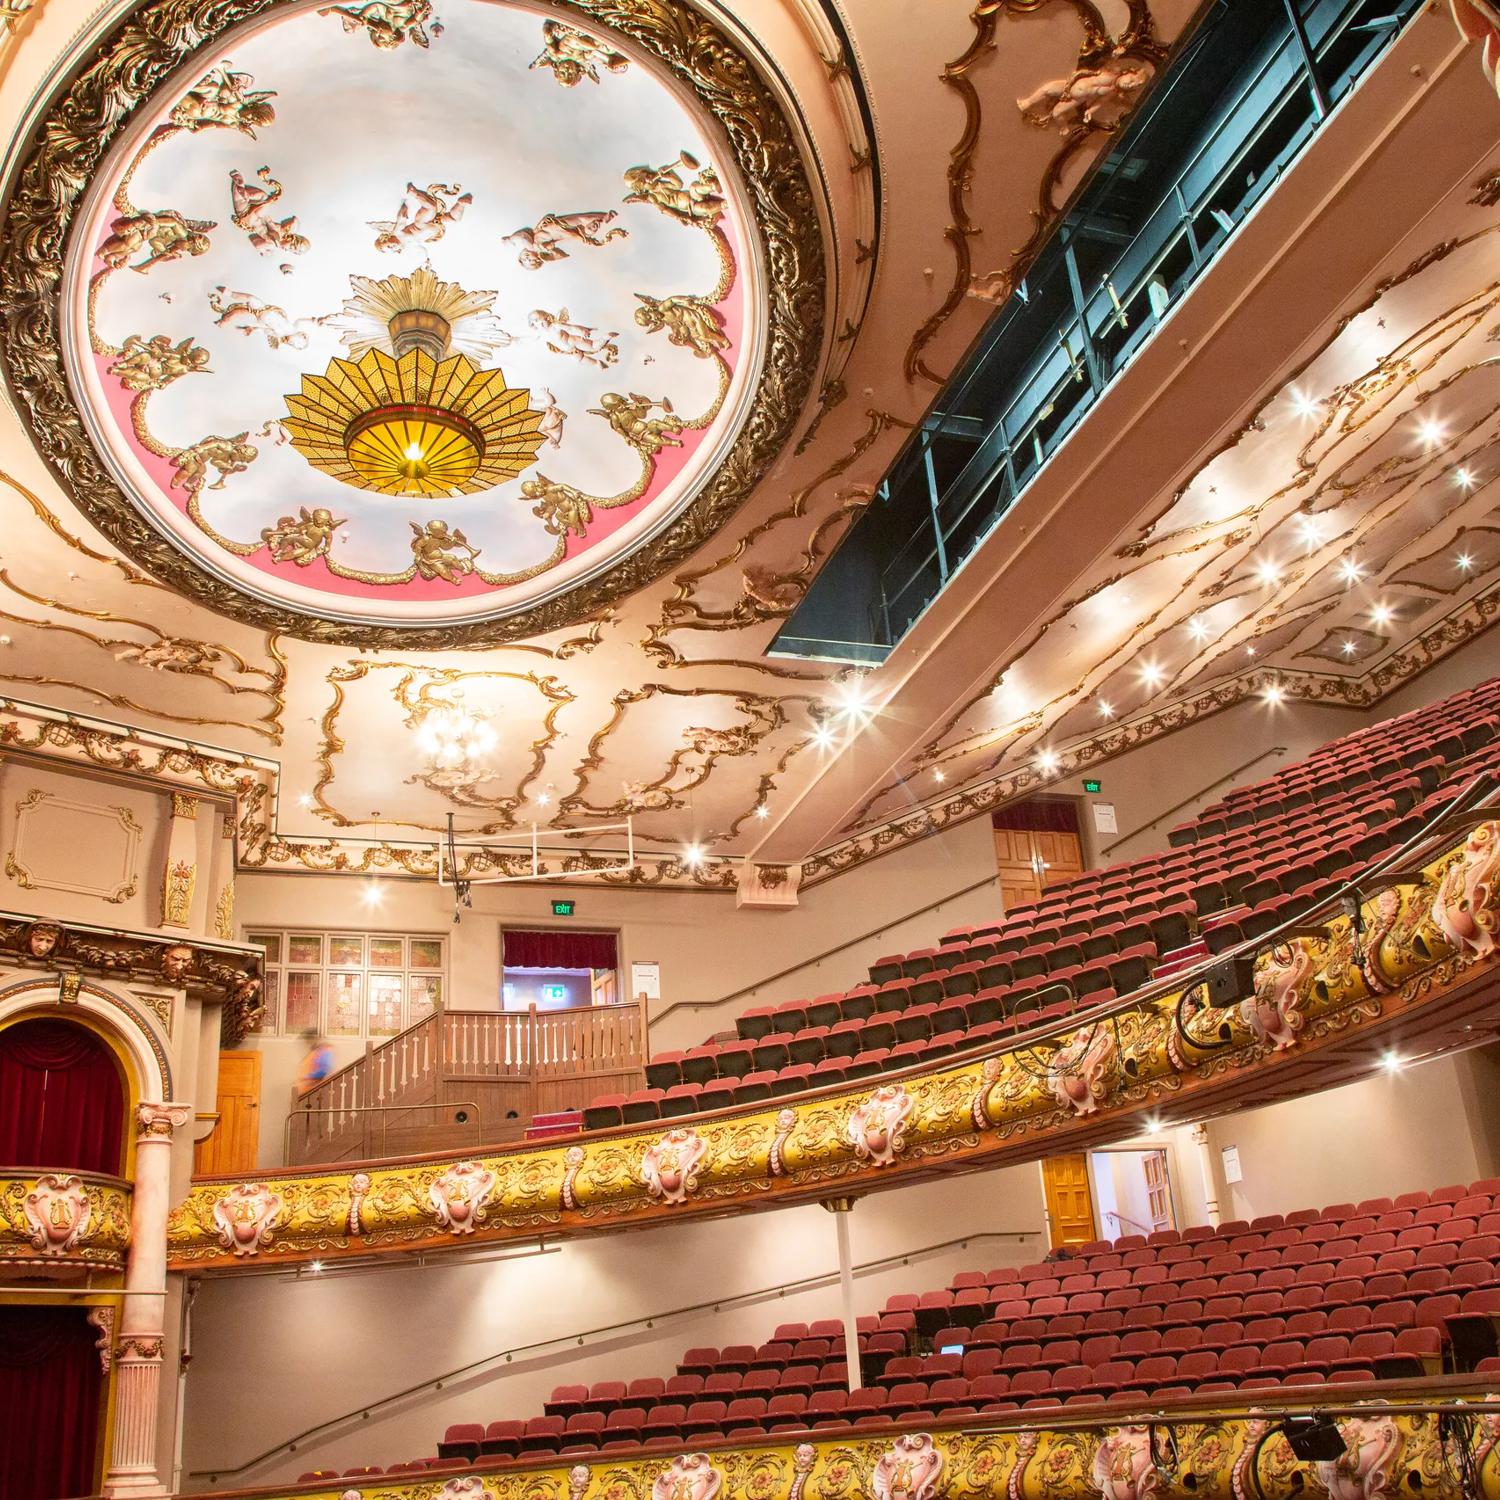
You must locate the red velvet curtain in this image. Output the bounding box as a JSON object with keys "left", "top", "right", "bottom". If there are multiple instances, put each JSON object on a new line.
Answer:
{"left": 0, "top": 1019, "right": 125, "bottom": 1175}
{"left": 502, "top": 928, "right": 618, "bottom": 971}
{"left": 0, "top": 1304, "right": 104, "bottom": 1500}
{"left": 991, "top": 798, "right": 1080, "bottom": 835}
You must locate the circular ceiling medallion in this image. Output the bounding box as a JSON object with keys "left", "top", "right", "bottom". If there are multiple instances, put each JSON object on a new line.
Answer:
{"left": 1, "top": 0, "right": 824, "bottom": 645}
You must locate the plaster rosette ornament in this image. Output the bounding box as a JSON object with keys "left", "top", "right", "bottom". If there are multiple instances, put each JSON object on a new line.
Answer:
{"left": 640, "top": 1127, "right": 708, "bottom": 1205}
{"left": 10, "top": 0, "right": 823, "bottom": 647}
{"left": 1314, "top": 1416, "right": 1403, "bottom": 1500}
{"left": 211, "top": 1180, "right": 286, "bottom": 1255}
{"left": 428, "top": 1160, "right": 497, "bottom": 1233}
{"left": 651, "top": 1455, "right": 722, "bottom": 1500}
{"left": 1240, "top": 943, "right": 1315, "bottom": 1051}
{"left": 1048, "top": 1021, "right": 1120, "bottom": 1116}
{"left": 846, "top": 1083, "right": 913, "bottom": 1167}
{"left": 23, "top": 1174, "right": 92, "bottom": 1255}
{"left": 871, "top": 1434, "right": 945, "bottom": 1500}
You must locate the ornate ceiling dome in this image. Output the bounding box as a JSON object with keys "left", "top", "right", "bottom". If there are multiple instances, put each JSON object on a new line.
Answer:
{"left": 4, "top": 0, "right": 823, "bottom": 645}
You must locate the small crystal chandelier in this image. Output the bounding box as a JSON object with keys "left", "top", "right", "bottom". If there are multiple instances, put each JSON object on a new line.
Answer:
{"left": 414, "top": 699, "right": 497, "bottom": 782}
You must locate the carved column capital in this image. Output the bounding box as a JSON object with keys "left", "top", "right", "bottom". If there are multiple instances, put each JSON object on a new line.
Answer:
{"left": 169, "top": 793, "right": 200, "bottom": 820}
{"left": 1189, "top": 1122, "right": 1209, "bottom": 1146}
{"left": 135, "top": 1102, "right": 191, "bottom": 1140}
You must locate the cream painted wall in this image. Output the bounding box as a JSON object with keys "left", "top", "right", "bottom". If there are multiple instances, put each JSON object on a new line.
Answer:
{"left": 236, "top": 810, "right": 1002, "bottom": 1164}
{"left": 179, "top": 1163, "right": 1048, "bottom": 1489}
{"left": 1196, "top": 1045, "right": 1500, "bottom": 1223}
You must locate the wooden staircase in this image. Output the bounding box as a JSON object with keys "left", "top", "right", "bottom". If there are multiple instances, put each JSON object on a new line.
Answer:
{"left": 285, "top": 1002, "right": 646, "bottom": 1166}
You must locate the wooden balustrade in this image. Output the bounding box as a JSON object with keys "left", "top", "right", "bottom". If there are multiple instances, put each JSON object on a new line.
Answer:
{"left": 285, "top": 1001, "right": 645, "bottom": 1167}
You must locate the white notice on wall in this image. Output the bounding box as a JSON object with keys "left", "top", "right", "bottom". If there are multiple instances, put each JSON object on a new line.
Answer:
{"left": 631, "top": 961, "right": 661, "bottom": 1006}
{"left": 1221, "top": 1145, "right": 1243, "bottom": 1184}
{"left": 1092, "top": 801, "right": 1118, "bottom": 835}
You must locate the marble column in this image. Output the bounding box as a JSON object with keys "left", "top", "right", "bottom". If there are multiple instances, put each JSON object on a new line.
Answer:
{"left": 1190, "top": 1122, "right": 1222, "bottom": 1229}
{"left": 104, "top": 1101, "right": 191, "bottom": 1498}
{"left": 821, "top": 1197, "right": 863, "bottom": 1394}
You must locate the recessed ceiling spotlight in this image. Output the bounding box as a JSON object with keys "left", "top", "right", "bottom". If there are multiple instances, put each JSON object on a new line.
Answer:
{"left": 1036, "top": 748, "right": 1060, "bottom": 774}
{"left": 536, "top": 790, "right": 552, "bottom": 807}
{"left": 1144, "top": 1116, "right": 1163, "bottom": 1136}
{"left": 1380, "top": 1050, "right": 1404, "bottom": 1074}
{"left": 310, "top": 1260, "right": 324, "bottom": 1273}
{"left": 1416, "top": 415, "right": 1445, "bottom": 450}
{"left": 1370, "top": 601, "right": 1394, "bottom": 628}
{"left": 1187, "top": 616, "right": 1209, "bottom": 642}
{"left": 682, "top": 842, "right": 705, "bottom": 867}
{"left": 1290, "top": 388, "right": 1320, "bottom": 419}
{"left": 754, "top": 804, "right": 769, "bottom": 819}
{"left": 1098, "top": 700, "right": 1114, "bottom": 720}
{"left": 1255, "top": 557, "right": 1281, "bottom": 587}
{"left": 835, "top": 678, "right": 871, "bottom": 720}
{"left": 1297, "top": 514, "right": 1324, "bottom": 547}
{"left": 1262, "top": 681, "right": 1285, "bottom": 706}
{"left": 933, "top": 768, "right": 947, "bottom": 783}
{"left": 1456, "top": 552, "right": 1474, "bottom": 573}
{"left": 812, "top": 724, "right": 835, "bottom": 749}
{"left": 1245, "top": 645, "right": 1257, "bottom": 658}
{"left": 361, "top": 879, "right": 383, "bottom": 906}
{"left": 1140, "top": 661, "right": 1164, "bottom": 688}
{"left": 1456, "top": 467, "right": 1477, "bottom": 491}
{"left": 297, "top": 792, "right": 314, "bottom": 808}
{"left": 1341, "top": 639, "right": 1358, "bottom": 657}
{"left": 1337, "top": 557, "right": 1364, "bottom": 585}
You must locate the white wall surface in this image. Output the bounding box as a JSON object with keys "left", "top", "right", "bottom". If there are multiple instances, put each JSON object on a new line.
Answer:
{"left": 179, "top": 1163, "right": 1048, "bottom": 1489}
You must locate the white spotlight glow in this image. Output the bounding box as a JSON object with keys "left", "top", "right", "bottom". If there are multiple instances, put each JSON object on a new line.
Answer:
{"left": 1337, "top": 557, "right": 1364, "bottom": 585}
{"left": 1457, "top": 552, "right": 1475, "bottom": 573}
{"left": 1297, "top": 514, "right": 1324, "bottom": 547}
{"left": 682, "top": 842, "right": 705, "bottom": 867}
{"left": 1262, "top": 681, "right": 1285, "bottom": 706}
{"left": 933, "top": 768, "right": 947, "bottom": 783}
{"left": 361, "top": 880, "right": 383, "bottom": 906}
{"left": 1417, "top": 416, "right": 1445, "bottom": 450}
{"left": 1187, "top": 616, "right": 1209, "bottom": 642}
{"left": 1098, "top": 700, "right": 1114, "bottom": 720}
{"left": 1370, "top": 601, "right": 1394, "bottom": 628}
{"left": 310, "top": 1260, "right": 324, "bottom": 1273}
{"left": 1255, "top": 557, "right": 1281, "bottom": 587}
{"left": 1456, "top": 468, "right": 1477, "bottom": 491}
{"left": 1144, "top": 1116, "right": 1163, "bottom": 1136}
{"left": 1290, "top": 388, "right": 1320, "bottom": 419}
{"left": 1341, "top": 639, "right": 1357, "bottom": 657}
{"left": 1380, "top": 1051, "right": 1404, "bottom": 1074}
{"left": 812, "top": 724, "right": 835, "bottom": 749}
{"left": 297, "top": 792, "right": 313, "bottom": 808}
{"left": 755, "top": 804, "right": 769, "bottom": 819}
{"left": 1140, "top": 661, "right": 1164, "bottom": 689}
{"left": 835, "top": 678, "right": 872, "bottom": 721}
{"left": 1036, "top": 748, "right": 1060, "bottom": 774}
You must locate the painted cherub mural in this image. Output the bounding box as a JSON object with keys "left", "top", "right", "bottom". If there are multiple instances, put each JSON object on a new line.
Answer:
{"left": 502, "top": 210, "right": 626, "bottom": 268}
{"left": 622, "top": 152, "right": 725, "bottom": 228}
{"left": 410, "top": 520, "right": 480, "bottom": 584}
{"left": 170, "top": 66, "right": 277, "bottom": 135}
{"left": 371, "top": 182, "right": 471, "bottom": 253}
{"left": 590, "top": 391, "right": 686, "bottom": 457}
{"left": 634, "top": 292, "right": 729, "bottom": 358}
{"left": 229, "top": 167, "right": 311, "bottom": 258}
{"left": 98, "top": 209, "right": 214, "bottom": 273}
{"left": 319, "top": 0, "right": 435, "bottom": 49}
{"left": 109, "top": 334, "right": 211, "bottom": 391}
{"left": 528, "top": 309, "right": 619, "bottom": 368}
{"left": 208, "top": 287, "right": 324, "bottom": 351}
{"left": 529, "top": 20, "right": 628, "bottom": 86}
{"left": 262, "top": 507, "right": 344, "bottom": 566}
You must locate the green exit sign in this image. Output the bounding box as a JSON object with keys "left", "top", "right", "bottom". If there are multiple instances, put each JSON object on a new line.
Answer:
{"left": 551, "top": 899, "right": 575, "bottom": 917}
{"left": 1083, "top": 778, "right": 1103, "bottom": 794}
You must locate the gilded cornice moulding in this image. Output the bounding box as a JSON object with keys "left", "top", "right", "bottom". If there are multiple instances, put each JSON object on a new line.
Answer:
{"left": 0, "top": 1170, "right": 131, "bottom": 1271}
{"left": 195, "top": 1388, "right": 1500, "bottom": 1500}
{"left": 167, "top": 814, "right": 1500, "bottom": 1270}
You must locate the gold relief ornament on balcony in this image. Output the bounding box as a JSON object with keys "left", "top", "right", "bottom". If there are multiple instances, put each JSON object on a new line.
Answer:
{"left": 1, "top": 1174, "right": 131, "bottom": 1269}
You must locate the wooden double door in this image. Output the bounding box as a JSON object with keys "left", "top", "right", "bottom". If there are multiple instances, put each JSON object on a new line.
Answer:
{"left": 993, "top": 826, "right": 1085, "bottom": 909}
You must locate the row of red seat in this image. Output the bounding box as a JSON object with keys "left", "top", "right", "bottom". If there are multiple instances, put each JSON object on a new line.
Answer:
{"left": 582, "top": 678, "right": 1500, "bottom": 1127}
{"left": 422, "top": 1178, "right": 1500, "bottom": 1466}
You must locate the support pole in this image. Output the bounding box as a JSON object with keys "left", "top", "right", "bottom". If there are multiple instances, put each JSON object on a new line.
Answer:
{"left": 822, "top": 1197, "right": 863, "bottom": 1394}
{"left": 1191, "top": 1122, "right": 1222, "bottom": 1229}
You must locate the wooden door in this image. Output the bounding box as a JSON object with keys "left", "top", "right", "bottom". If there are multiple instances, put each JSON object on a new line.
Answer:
{"left": 1035, "top": 830, "right": 1084, "bottom": 890}
{"left": 1143, "top": 1147, "right": 1174, "bottom": 1233}
{"left": 993, "top": 827, "right": 1044, "bottom": 909}
{"left": 1042, "top": 1153, "right": 1096, "bottom": 1248}
{"left": 195, "top": 1050, "right": 262, "bottom": 1175}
